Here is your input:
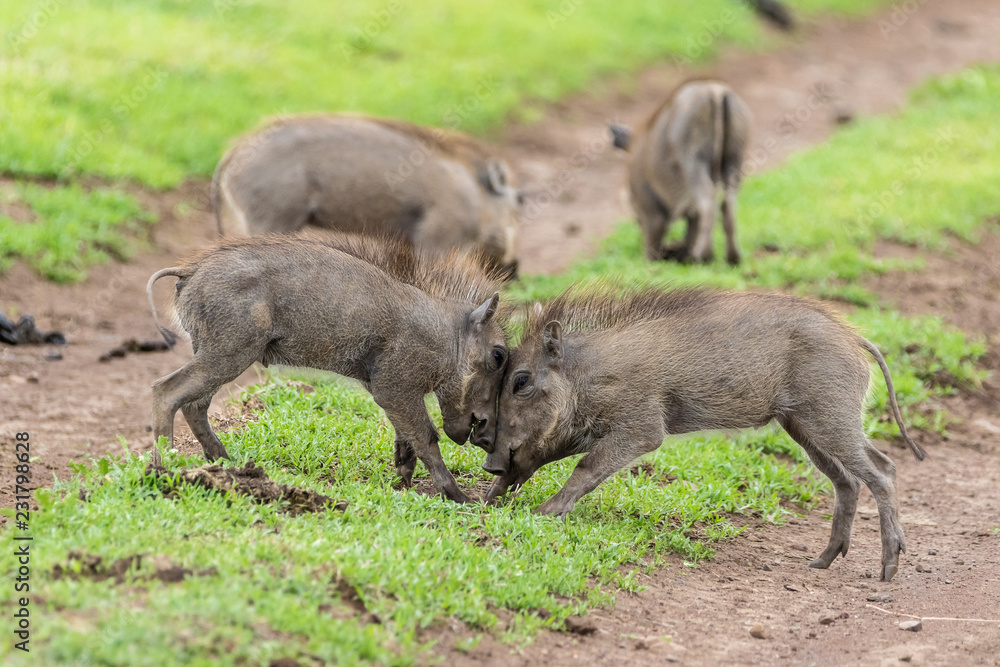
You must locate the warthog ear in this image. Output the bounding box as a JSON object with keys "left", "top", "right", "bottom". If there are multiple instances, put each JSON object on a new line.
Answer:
{"left": 543, "top": 320, "right": 563, "bottom": 365}
{"left": 609, "top": 123, "right": 633, "bottom": 151}
{"left": 470, "top": 292, "right": 500, "bottom": 330}
{"left": 482, "top": 158, "right": 511, "bottom": 195}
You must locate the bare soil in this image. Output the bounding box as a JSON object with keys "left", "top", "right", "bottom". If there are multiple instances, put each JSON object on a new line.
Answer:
{"left": 144, "top": 459, "right": 348, "bottom": 516}
{"left": 2, "top": 0, "right": 999, "bottom": 664}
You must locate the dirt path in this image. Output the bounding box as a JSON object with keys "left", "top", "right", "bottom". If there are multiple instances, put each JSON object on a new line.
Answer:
{"left": 442, "top": 227, "right": 1000, "bottom": 666}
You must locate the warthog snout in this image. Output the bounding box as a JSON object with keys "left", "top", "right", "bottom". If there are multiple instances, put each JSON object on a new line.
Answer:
{"left": 470, "top": 414, "right": 495, "bottom": 452}
{"left": 481, "top": 445, "right": 509, "bottom": 476}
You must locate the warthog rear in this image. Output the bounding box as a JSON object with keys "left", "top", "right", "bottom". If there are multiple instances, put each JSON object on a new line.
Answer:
{"left": 147, "top": 235, "right": 510, "bottom": 503}
{"left": 486, "top": 287, "right": 926, "bottom": 581}
{"left": 610, "top": 80, "right": 751, "bottom": 264}
{"left": 212, "top": 115, "right": 522, "bottom": 274}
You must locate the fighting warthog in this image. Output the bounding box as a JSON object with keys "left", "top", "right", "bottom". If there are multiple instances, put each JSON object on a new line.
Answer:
{"left": 484, "top": 287, "right": 926, "bottom": 582}
{"left": 212, "top": 114, "right": 522, "bottom": 275}
{"left": 610, "top": 80, "right": 751, "bottom": 264}
{"left": 147, "top": 234, "right": 511, "bottom": 502}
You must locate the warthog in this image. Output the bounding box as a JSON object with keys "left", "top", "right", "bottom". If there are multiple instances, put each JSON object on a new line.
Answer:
{"left": 610, "top": 80, "right": 751, "bottom": 265}
{"left": 485, "top": 287, "right": 926, "bottom": 582}
{"left": 212, "top": 114, "right": 522, "bottom": 275}
{"left": 147, "top": 234, "right": 510, "bottom": 502}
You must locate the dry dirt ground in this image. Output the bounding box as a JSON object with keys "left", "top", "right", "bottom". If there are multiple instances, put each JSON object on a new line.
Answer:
{"left": 1, "top": 0, "right": 999, "bottom": 664}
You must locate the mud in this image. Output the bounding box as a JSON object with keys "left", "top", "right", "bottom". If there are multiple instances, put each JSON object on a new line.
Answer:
{"left": 51, "top": 550, "right": 217, "bottom": 585}
{"left": 145, "top": 460, "right": 348, "bottom": 516}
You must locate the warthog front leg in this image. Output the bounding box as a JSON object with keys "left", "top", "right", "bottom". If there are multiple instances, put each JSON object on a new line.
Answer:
{"left": 535, "top": 429, "right": 662, "bottom": 518}
{"left": 373, "top": 388, "right": 470, "bottom": 504}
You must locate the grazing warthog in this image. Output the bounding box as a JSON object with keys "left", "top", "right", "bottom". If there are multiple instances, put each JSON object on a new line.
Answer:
{"left": 485, "top": 287, "right": 925, "bottom": 582}
{"left": 147, "top": 234, "right": 511, "bottom": 503}
{"left": 212, "top": 115, "right": 522, "bottom": 275}
{"left": 610, "top": 80, "right": 751, "bottom": 265}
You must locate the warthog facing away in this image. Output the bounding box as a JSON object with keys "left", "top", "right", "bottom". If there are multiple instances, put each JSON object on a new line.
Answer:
{"left": 212, "top": 115, "right": 522, "bottom": 275}
{"left": 610, "top": 80, "right": 751, "bottom": 265}
{"left": 147, "top": 234, "right": 510, "bottom": 503}
{"left": 485, "top": 287, "right": 926, "bottom": 582}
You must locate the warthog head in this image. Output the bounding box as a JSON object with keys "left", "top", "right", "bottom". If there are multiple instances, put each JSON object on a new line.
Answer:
{"left": 435, "top": 292, "right": 510, "bottom": 449}
{"left": 483, "top": 319, "right": 574, "bottom": 492}
{"left": 477, "top": 159, "right": 522, "bottom": 278}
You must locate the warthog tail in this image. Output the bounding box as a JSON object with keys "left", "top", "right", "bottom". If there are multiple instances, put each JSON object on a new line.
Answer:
{"left": 861, "top": 338, "right": 927, "bottom": 461}
{"left": 146, "top": 267, "right": 191, "bottom": 348}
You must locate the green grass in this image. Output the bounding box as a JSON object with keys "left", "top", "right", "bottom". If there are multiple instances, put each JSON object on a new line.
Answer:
{"left": 0, "top": 0, "right": 889, "bottom": 282}
{"left": 0, "top": 182, "right": 154, "bottom": 282}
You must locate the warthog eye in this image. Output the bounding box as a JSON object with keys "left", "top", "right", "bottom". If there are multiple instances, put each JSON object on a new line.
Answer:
{"left": 512, "top": 373, "right": 530, "bottom": 394}
{"left": 491, "top": 347, "right": 506, "bottom": 368}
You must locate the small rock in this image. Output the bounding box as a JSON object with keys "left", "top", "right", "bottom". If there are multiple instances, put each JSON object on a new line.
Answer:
{"left": 866, "top": 593, "right": 893, "bottom": 603}
{"left": 899, "top": 620, "right": 922, "bottom": 632}
{"left": 750, "top": 623, "right": 766, "bottom": 639}
{"left": 900, "top": 655, "right": 912, "bottom": 662}
{"left": 945, "top": 579, "right": 952, "bottom": 584}
{"left": 762, "top": 563, "right": 772, "bottom": 572}
{"left": 927, "top": 549, "right": 938, "bottom": 556}
{"left": 784, "top": 584, "right": 800, "bottom": 592}
{"left": 27, "top": 373, "right": 39, "bottom": 383}
{"left": 859, "top": 582, "right": 870, "bottom": 589}
{"left": 45, "top": 350, "right": 63, "bottom": 361}
{"left": 818, "top": 612, "right": 837, "bottom": 625}
{"left": 790, "top": 544, "right": 809, "bottom": 552}
{"left": 955, "top": 560, "right": 965, "bottom": 565}
{"left": 915, "top": 563, "right": 931, "bottom": 573}
{"left": 633, "top": 637, "right": 651, "bottom": 650}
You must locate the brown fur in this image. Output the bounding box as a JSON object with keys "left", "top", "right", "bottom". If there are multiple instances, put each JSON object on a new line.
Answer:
{"left": 211, "top": 114, "right": 521, "bottom": 272}
{"left": 147, "top": 233, "right": 511, "bottom": 503}
{"left": 486, "top": 285, "right": 923, "bottom": 582}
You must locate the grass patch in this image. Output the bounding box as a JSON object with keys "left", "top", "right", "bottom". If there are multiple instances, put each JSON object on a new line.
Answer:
{"left": 0, "top": 181, "right": 154, "bottom": 282}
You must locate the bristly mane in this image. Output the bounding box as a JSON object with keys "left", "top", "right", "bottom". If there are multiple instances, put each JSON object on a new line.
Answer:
{"left": 522, "top": 284, "right": 844, "bottom": 341}
{"left": 181, "top": 233, "right": 504, "bottom": 306}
